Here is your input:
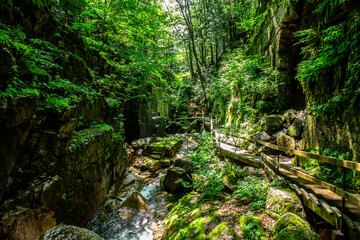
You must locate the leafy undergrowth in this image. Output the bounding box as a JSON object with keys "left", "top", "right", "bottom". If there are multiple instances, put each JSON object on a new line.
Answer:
{"left": 162, "top": 184, "right": 275, "bottom": 240}
{"left": 160, "top": 133, "right": 276, "bottom": 239}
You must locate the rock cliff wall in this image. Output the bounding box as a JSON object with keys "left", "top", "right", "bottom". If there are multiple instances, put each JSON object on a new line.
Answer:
{"left": 0, "top": 1, "right": 130, "bottom": 239}
{"left": 251, "top": 0, "right": 360, "bottom": 190}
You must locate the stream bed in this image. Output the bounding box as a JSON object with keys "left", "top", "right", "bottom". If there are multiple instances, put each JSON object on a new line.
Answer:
{"left": 86, "top": 134, "right": 197, "bottom": 240}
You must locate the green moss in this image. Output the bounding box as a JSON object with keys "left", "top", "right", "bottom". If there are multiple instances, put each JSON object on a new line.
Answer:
{"left": 150, "top": 137, "right": 182, "bottom": 149}
{"left": 163, "top": 192, "right": 235, "bottom": 240}
{"left": 69, "top": 124, "right": 114, "bottom": 152}
{"left": 208, "top": 222, "right": 230, "bottom": 239}
{"left": 273, "top": 213, "right": 320, "bottom": 240}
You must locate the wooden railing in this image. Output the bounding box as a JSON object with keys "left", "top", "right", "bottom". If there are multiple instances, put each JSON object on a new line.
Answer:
{"left": 211, "top": 128, "right": 360, "bottom": 231}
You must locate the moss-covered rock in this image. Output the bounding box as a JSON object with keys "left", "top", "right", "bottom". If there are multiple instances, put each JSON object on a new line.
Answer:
{"left": 266, "top": 187, "right": 305, "bottom": 220}
{"left": 287, "top": 118, "right": 303, "bottom": 137}
{"left": 163, "top": 167, "right": 192, "bottom": 193}
{"left": 163, "top": 193, "right": 225, "bottom": 240}
{"left": 272, "top": 213, "right": 320, "bottom": 240}
{"left": 261, "top": 115, "right": 284, "bottom": 134}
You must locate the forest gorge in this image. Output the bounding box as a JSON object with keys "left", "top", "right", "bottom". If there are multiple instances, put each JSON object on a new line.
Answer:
{"left": 1, "top": 0, "right": 360, "bottom": 239}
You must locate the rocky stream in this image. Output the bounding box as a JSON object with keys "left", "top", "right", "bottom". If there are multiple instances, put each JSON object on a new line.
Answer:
{"left": 85, "top": 134, "right": 198, "bottom": 240}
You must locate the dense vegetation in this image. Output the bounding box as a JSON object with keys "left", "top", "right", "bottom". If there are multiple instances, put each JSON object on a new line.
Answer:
{"left": 1, "top": 0, "right": 360, "bottom": 238}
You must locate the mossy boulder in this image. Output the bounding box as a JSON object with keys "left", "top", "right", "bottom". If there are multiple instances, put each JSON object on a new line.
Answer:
{"left": 44, "top": 224, "right": 103, "bottom": 240}
{"left": 163, "top": 193, "right": 227, "bottom": 239}
{"left": 208, "top": 222, "right": 232, "bottom": 240}
{"left": 149, "top": 137, "right": 183, "bottom": 157}
{"left": 261, "top": 115, "right": 284, "bottom": 134}
{"left": 163, "top": 167, "right": 192, "bottom": 193}
{"left": 287, "top": 118, "right": 303, "bottom": 137}
{"left": 266, "top": 187, "right": 305, "bottom": 220}
{"left": 273, "top": 213, "right": 320, "bottom": 240}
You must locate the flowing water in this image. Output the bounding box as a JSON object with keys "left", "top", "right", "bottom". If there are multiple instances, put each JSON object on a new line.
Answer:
{"left": 86, "top": 134, "right": 198, "bottom": 240}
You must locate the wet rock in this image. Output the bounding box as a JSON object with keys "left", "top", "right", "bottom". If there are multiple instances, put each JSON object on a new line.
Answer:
{"left": 44, "top": 224, "right": 102, "bottom": 240}
{"left": 273, "top": 213, "right": 320, "bottom": 240}
{"left": 163, "top": 167, "right": 192, "bottom": 193}
{"left": 266, "top": 187, "right": 306, "bottom": 219}
{"left": 261, "top": 115, "right": 284, "bottom": 134}
{"left": 287, "top": 118, "right": 303, "bottom": 137}
{"left": 120, "top": 191, "right": 148, "bottom": 210}
{"left": 276, "top": 132, "right": 296, "bottom": 149}
{"left": 0, "top": 207, "right": 56, "bottom": 240}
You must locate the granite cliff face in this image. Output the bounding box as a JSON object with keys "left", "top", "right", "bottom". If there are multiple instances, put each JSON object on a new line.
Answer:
{"left": 250, "top": 0, "right": 360, "bottom": 188}
{"left": 0, "top": 1, "right": 129, "bottom": 238}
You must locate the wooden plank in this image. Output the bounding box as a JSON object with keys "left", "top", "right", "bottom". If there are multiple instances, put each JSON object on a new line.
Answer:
{"left": 309, "top": 193, "right": 321, "bottom": 206}
{"left": 300, "top": 188, "right": 311, "bottom": 200}
{"left": 277, "top": 159, "right": 360, "bottom": 207}
{"left": 292, "top": 184, "right": 302, "bottom": 196}
{"left": 331, "top": 206, "right": 342, "bottom": 219}
{"left": 319, "top": 199, "right": 335, "bottom": 215}
{"left": 213, "top": 129, "right": 360, "bottom": 172}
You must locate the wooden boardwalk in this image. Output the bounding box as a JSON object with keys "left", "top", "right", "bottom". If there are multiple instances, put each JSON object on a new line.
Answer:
{"left": 213, "top": 130, "right": 360, "bottom": 239}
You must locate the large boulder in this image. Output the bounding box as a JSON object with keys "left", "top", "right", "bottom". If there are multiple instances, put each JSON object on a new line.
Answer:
{"left": 44, "top": 224, "right": 103, "bottom": 240}
{"left": 34, "top": 175, "right": 64, "bottom": 210}
{"left": 276, "top": 132, "right": 296, "bottom": 149}
{"left": 0, "top": 207, "right": 56, "bottom": 240}
{"left": 120, "top": 191, "right": 148, "bottom": 210}
{"left": 287, "top": 118, "right": 303, "bottom": 137}
{"left": 266, "top": 187, "right": 306, "bottom": 220}
{"left": 261, "top": 115, "right": 284, "bottom": 134}
{"left": 273, "top": 213, "right": 320, "bottom": 240}
{"left": 163, "top": 167, "right": 192, "bottom": 193}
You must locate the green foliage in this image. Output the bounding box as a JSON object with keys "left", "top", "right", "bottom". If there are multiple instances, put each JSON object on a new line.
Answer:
{"left": 296, "top": 25, "right": 347, "bottom": 87}
{"left": 313, "top": 0, "right": 350, "bottom": 24}
{"left": 239, "top": 212, "right": 267, "bottom": 240}
{"left": 296, "top": 15, "right": 360, "bottom": 116}
{"left": 210, "top": 48, "right": 281, "bottom": 128}
{"left": 185, "top": 133, "right": 224, "bottom": 199}
{"left": 69, "top": 123, "right": 114, "bottom": 152}
{"left": 233, "top": 172, "right": 268, "bottom": 210}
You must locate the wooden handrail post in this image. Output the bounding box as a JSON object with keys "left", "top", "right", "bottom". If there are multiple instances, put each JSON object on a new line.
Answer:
{"left": 341, "top": 167, "right": 347, "bottom": 232}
